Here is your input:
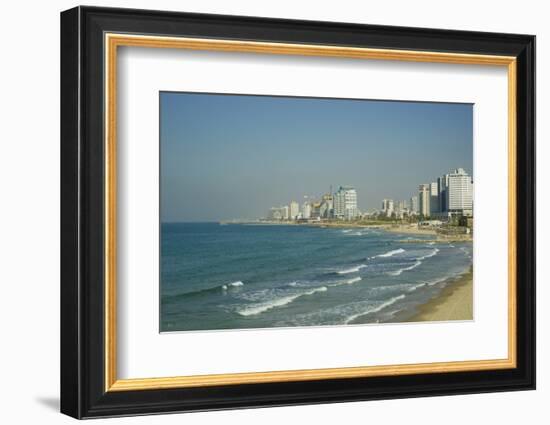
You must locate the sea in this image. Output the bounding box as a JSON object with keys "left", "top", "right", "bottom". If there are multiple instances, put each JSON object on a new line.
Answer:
{"left": 160, "top": 222, "right": 473, "bottom": 332}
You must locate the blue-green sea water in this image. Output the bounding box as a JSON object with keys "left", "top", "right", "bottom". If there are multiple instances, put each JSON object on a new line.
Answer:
{"left": 160, "top": 223, "right": 473, "bottom": 332}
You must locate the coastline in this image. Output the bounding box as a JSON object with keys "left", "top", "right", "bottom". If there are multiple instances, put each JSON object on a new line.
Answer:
{"left": 406, "top": 267, "right": 473, "bottom": 322}
{"left": 226, "top": 220, "right": 472, "bottom": 242}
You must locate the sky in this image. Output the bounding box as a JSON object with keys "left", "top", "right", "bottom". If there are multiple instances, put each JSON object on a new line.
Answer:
{"left": 160, "top": 92, "right": 473, "bottom": 222}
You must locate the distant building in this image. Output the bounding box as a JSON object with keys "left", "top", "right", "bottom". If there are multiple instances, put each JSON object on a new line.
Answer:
{"left": 382, "top": 198, "right": 394, "bottom": 217}
{"left": 446, "top": 168, "right": 473, "bottom": 216}
{"left": 289, "top": 201, "right": 299, "bottom": 220}
{"left": 410, "top": 195, "right": 418, "bottom": 214}
{"left": 430, "top": 182, "right": 439, "bottom": 215}
{"left": 438, "top": 175, "right": 449, "bottom": 212}
{"left": 418, "top": 184, "right": 431, "bottom": 217}
{"left": 319, "top": 194, "right": 334, "bottom": 218}
{"left": 282, "top": 205, "right": 289, "bottom": 220}
{"left": 301, "top": 202, "right": 311, "bottom": 219}
{"left": 310, "top": 201, "right": 322, "bottom": 219}
{"left": 268, "top": 206, "right": 286, "bottom": 220}
{"left": 334, "top": 186, "right": 358, "bottom": 220}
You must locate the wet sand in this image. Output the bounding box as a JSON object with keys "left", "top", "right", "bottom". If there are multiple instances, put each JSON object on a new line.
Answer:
{"left": 408, "top": 268, "right": 473, "bottom": 322}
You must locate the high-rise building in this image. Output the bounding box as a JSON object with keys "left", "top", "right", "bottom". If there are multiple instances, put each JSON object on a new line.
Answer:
{"left": 438, "top": 175, "right": 449, "bottom": 212}
{"left": 282, "top": 205, "right": 289, "bottom": 220}
{"left": 430, "top": 182, "right": 439, "bottom": 214}
{"left": 301, "top": 202, "right": 311, "bottom": 219}
{"left": 289, "top": 201, "right": 299, "bottom": 220}
{"left": 446, "top": 168, "right": 473, "bottom": 216}
{"left": 410, "top": 196, "right": 418, "bottom": 214}
{"left": 334, "top": 186, "right": 358, "bottom": 220}
{"left": 319, "top": 194, "right": 333, "bottom": 218}
{"left": 418, "top": 184, "right": 431, "bottom": 217}
{"left": 381, "top": 198, "right": 394, "bottom": 217}
{"left": 268, "top": 206, "right": 287, "bottom": 220}
{"left": 310, "top": 202, "right": 322, "bottom": 219}
{"left": 396, "top": 200, "right": 409, "bottom": 218}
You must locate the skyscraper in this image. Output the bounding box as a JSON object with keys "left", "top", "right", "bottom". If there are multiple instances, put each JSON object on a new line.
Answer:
{"left": 418, "top": 184, "right": 431, "bottom": 217}
{"left": 319, "top": 194, "right": 334, "bottom": 218}
{"left": 381, "top": 199, "right": 394, "bottom": 217}
{"left": 410, "top": 195, "right": 418, "bottom": 214}
{"left": 301, "top": 202, "right": 311, "bottom": 219}
{"left": 446, "top": 168, "right": 473, "bottom": 216}
{"left": 438, "top": 174, "right": 449, "bottom": 212}
{"left": 430, "top": 182, "right": 439, "bottom": 215}
{"left": 333, "top": 186, "right": 358, "bottom": 220}
{"left": 289, "top": 201, "right": 299, "bottom": 220}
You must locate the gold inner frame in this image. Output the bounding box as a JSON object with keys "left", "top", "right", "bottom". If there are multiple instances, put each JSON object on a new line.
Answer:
{"left": 104, "top": 33, "right": 517, "bottom": 392}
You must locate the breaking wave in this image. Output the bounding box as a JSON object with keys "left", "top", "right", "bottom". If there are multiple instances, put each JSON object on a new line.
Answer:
{"left": 344, "top": 294, "right": 406, "bottom": 324}
{"left": 237, "top": 286, "right": 328, "bottom": 316}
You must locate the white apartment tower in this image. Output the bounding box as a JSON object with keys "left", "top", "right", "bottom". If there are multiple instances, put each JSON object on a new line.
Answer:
{"left": 418, "top": 184, "right": 431, "bottom": 217}
{"left": 301, "top": 202, "right": 312, "bottom": 219}
{"left": 334, "top": 186, "right": 358, "bottom": 220}
{"left": 289, "top": 201, "right": 299, "bottom": 220}
{"left": 446, "top": 168, "right": 473, "bottom": 216}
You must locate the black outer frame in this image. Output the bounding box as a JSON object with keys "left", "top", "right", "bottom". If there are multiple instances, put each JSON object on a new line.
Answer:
{"left": 60, "top": 6, "right": 535, "bottom": 419}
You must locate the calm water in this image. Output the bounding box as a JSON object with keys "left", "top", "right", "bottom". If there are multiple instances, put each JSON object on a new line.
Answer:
{"left": 160, "top": 223, "right": 473, "bottom": 332}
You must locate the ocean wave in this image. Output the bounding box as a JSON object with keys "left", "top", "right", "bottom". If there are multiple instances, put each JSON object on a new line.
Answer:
{"left": 222, "top": 281, "right": 244, "bottom": 290}
{"left": 417, "top": 248, "right": 439, "bottom": 260}
{"left": 341, "top": 229, "right": 353, "bottom": 233}
{"left": 346, "top": 276, "right": 362, "bottom": 284}
{"left": 344, "top": 294, "right": 406, "bottom": 324}
{"left": 407, "top": 282, "right": 427, "bottom": 292}
{"left": 330, "top": 276, "right": 363, "bottom": 287}
{"left": 337, "top": 265, "right": 366, "bottom": 274}
{"left": 167, "top": 280, "right": 246, "bottom": 301}
{"left": 237, "top": 286, "right": 328, "bottom": 316}
{"left": 387, "top": 260, "right": 422, "bottom": 276}
{"left": 376, "top": 248, "right": 405, "bottom": 258}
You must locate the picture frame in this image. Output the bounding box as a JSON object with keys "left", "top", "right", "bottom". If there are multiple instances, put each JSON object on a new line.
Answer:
{"left": 60, "top": 5, "right": 535, "bottom": 419}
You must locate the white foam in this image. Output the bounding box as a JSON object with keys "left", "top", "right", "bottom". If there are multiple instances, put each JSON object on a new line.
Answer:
{"left": 222, "top": 281, "right": 244, "bottom": 290}
{"left": 407, "top": 282, "right": 427, "bottom": 292}
{"left": 346, "top": 276, "right": 362, "bottom": 284}
{"left": 237, "top": 287, "right": 328, "bottom": 316}
{"left": 376, "top": 248, "right": 405, "bottom": 258}
{"left": 417, "top": 248, "right": 439, "bottom": 260}
{"left": 387, "top": 260, "right": 422, "bottom": 276}
{"left": 344, "top": 294, "right": 406, "bottom": 324}
{"left": 337, "top": 265, "right": 366, "bottom": 274}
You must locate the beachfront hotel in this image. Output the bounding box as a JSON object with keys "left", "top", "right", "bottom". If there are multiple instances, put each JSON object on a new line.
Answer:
{"left": 333, "top": 186, "right": 359, "bottom": 220}
{"left": 445, "top": 168, "right": 473, "bottom": 216}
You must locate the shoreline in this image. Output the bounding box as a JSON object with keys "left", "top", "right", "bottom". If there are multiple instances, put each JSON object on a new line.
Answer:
{"left": 226, "top": 220, "right": 472, "bottom": 242}
{"left": 405, "top": 267, "right": 473, "bottom": 322}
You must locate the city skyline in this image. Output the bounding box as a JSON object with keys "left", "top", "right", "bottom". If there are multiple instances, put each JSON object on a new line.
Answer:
{"left": 161, "top": 92, "right": 473, "bottom": 222}
{"left": 265, "top": 166, "right": 473, "bottom": 222}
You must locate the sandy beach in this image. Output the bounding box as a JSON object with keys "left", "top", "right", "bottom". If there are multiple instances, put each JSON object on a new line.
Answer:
{"left": 407, "top": 267, "right": 473, "bottom": 322}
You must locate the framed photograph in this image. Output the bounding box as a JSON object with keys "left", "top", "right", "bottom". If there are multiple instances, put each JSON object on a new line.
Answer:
{"left": 60, "top": 6, "right": 535, "bottom": 419}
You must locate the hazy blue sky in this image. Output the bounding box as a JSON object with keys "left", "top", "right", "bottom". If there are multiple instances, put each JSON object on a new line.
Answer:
{"left": 160, "top": 92, "right": 472, "bottom": 222}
